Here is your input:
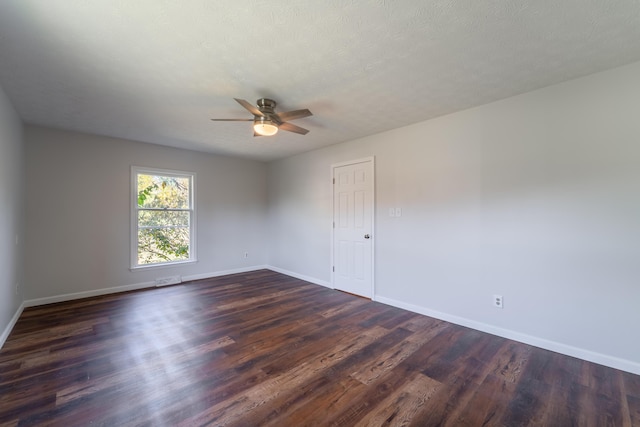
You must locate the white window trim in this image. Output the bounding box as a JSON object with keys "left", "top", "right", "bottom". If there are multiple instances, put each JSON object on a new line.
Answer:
{"left": 130, "top": 166, "right": 197, "bottom": 270}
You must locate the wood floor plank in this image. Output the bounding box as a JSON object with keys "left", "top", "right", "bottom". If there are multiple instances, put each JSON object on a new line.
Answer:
{"left": 447, "top": 372, "right": 517, "bottom": 426}
{"left": 176, "top": 326, "right": 391, "bottom": 426}
{"left": 256, "top": 376, "right": 369, "bottom": 427}
{"left": 408, "top": 357, "right": 500, "bottom": 426}
{"left": 350, "top": 320, "right": 448, "bottom": 385}
{"left": 629, "top": 395, "right": 640, "bottom": 426}
{"left": 324, "top": 364, "right": 439, "bottom": 426}
{"left": 625, "top": 371, "right": 640, "bottom": 398}
{"left": 352, "top": 372, "right": 440, "bottom": 426}
{"left": 0, "top": 269, "right": 637, "bottom": 426}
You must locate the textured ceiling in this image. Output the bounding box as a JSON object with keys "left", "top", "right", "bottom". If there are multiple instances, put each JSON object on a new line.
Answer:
{"left": 1, "top": 1, "right": 640, "bottom": 161}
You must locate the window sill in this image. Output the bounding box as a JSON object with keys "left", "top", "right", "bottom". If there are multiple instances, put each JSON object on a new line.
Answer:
{"left": 130, "top": 259, "right": 198, "bottom": 272}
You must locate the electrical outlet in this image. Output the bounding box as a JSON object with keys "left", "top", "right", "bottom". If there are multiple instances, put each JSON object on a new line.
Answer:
{"left": 493, "top": 295, "right": 503, "bottom": 309}
{"left": 395, "top": 207, "right": 402, "bottom": 217}
{"left": 15, "top": 282, "right": 19, "bottom": 295}
{"left": 389, "top": 208, "right": 395, "bottom": 217}
{"left": 244, "top": 252, "right": 249, "bottom": 258}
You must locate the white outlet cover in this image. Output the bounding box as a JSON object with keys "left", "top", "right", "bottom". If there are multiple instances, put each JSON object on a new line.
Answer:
{"left": 389, "top": 208, "right": 395, "bottom": 217}
{"left": 493, "top": 295, "right": 503, "bottom": 308}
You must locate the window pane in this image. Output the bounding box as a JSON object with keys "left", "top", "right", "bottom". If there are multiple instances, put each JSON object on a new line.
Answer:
{"left": 138, "top": 210, "right": 189, "bottom": 227}
{"left": 137, "top": 174, "right": 190, "bottom": 209}
{"left": 132, "top": 167, "right": 195, "bottom": 268}
{"left": 137, "top": 227, "right": 190, "bottom": 265}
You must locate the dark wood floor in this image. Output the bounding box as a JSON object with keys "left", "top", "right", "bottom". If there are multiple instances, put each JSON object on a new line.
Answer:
{"left": 0, "top": 270, "right": 638, "bottom": 426}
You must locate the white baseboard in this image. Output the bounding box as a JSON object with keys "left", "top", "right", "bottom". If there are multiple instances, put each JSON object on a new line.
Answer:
{"left": 4, "top": 266, "right": 271, "bottom": 350}
{"left": 374, "top": 295, "right": 640, "bottom": 376}
{"left": 24, "top": 281, "right": 156, "bottom": 308}
{"left": 182, "top": 265, "right": 269, "bottom": 282}
{"left": 10, "top": 266, "right": 639, "bottom": 376}
{"left": 261, "top": 268, "right": 640, "bottom": 375}
{"left": 0, "top": 302, "right": 25, "bottom": 349}
{"left": 266, "top": 265, "right": 332, "bottom": 289}
{"left": 23, "top": 265, "right": 270, "bottom": 308}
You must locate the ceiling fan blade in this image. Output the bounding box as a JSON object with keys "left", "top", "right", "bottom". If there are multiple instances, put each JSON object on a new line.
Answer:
{"left": 234, "top": 98, "right": 264, "bottom": 117}
{"left": 274, "top": 109, "right": 312, "bottom": 122}
{"left": 210, "top": 118, "right": 254, "bottom": 121}
{"left": 279, "top": 122, "right": 310, "bottom": 135}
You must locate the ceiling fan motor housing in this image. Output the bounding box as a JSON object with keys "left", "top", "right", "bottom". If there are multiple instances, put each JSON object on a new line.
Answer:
{"left": 256, "top": 98, "right": 277, "bottom": 119}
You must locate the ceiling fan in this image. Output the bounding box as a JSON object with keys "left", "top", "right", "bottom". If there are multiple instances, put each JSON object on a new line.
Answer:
{"left": 211, "top": 98, "right": 312, "bottom": 136}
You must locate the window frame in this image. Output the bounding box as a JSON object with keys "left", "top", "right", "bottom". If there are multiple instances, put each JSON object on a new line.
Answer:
{"left": 130, "top": 166, "right": 197, "bottom": 270}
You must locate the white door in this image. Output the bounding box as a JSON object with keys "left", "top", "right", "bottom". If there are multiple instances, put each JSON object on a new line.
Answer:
{"left": 333, "top": 159, "right": 374, "bottom": 298}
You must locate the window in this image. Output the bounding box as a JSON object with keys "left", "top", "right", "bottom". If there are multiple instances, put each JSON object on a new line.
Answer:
{"left": 131, "top": 167, "right": 195, "bottom": 268}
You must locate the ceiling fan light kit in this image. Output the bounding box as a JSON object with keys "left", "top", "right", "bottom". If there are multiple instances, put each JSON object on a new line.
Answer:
{"left": 253, "top": 117, "right": 278, "bottom": 136}
{"left": 212, "top": 98, "right": 312, "bottom": 137}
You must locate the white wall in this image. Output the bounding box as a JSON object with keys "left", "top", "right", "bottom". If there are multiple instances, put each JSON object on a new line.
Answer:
{"left": 0, "top": 86, "right": 24, "bottom": 345}
{"left": 267, "top": 61, "right": 640, "bottom": 374}
{"left": 24, "top": 127, "right": 268, "bottom": 301}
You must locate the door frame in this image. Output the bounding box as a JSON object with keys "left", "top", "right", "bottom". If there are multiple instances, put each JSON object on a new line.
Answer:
{"left": 330, "top": 156, "right": 375, "bottom": 299}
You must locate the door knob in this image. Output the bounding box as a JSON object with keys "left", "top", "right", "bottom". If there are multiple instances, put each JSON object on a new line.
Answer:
{"left": 364, "top": 234, "right": 370, "bottom": 239}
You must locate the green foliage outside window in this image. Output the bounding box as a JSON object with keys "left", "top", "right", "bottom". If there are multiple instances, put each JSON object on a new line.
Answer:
{"left": 136, "top": 173, "right": 192, "bottom": 265}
